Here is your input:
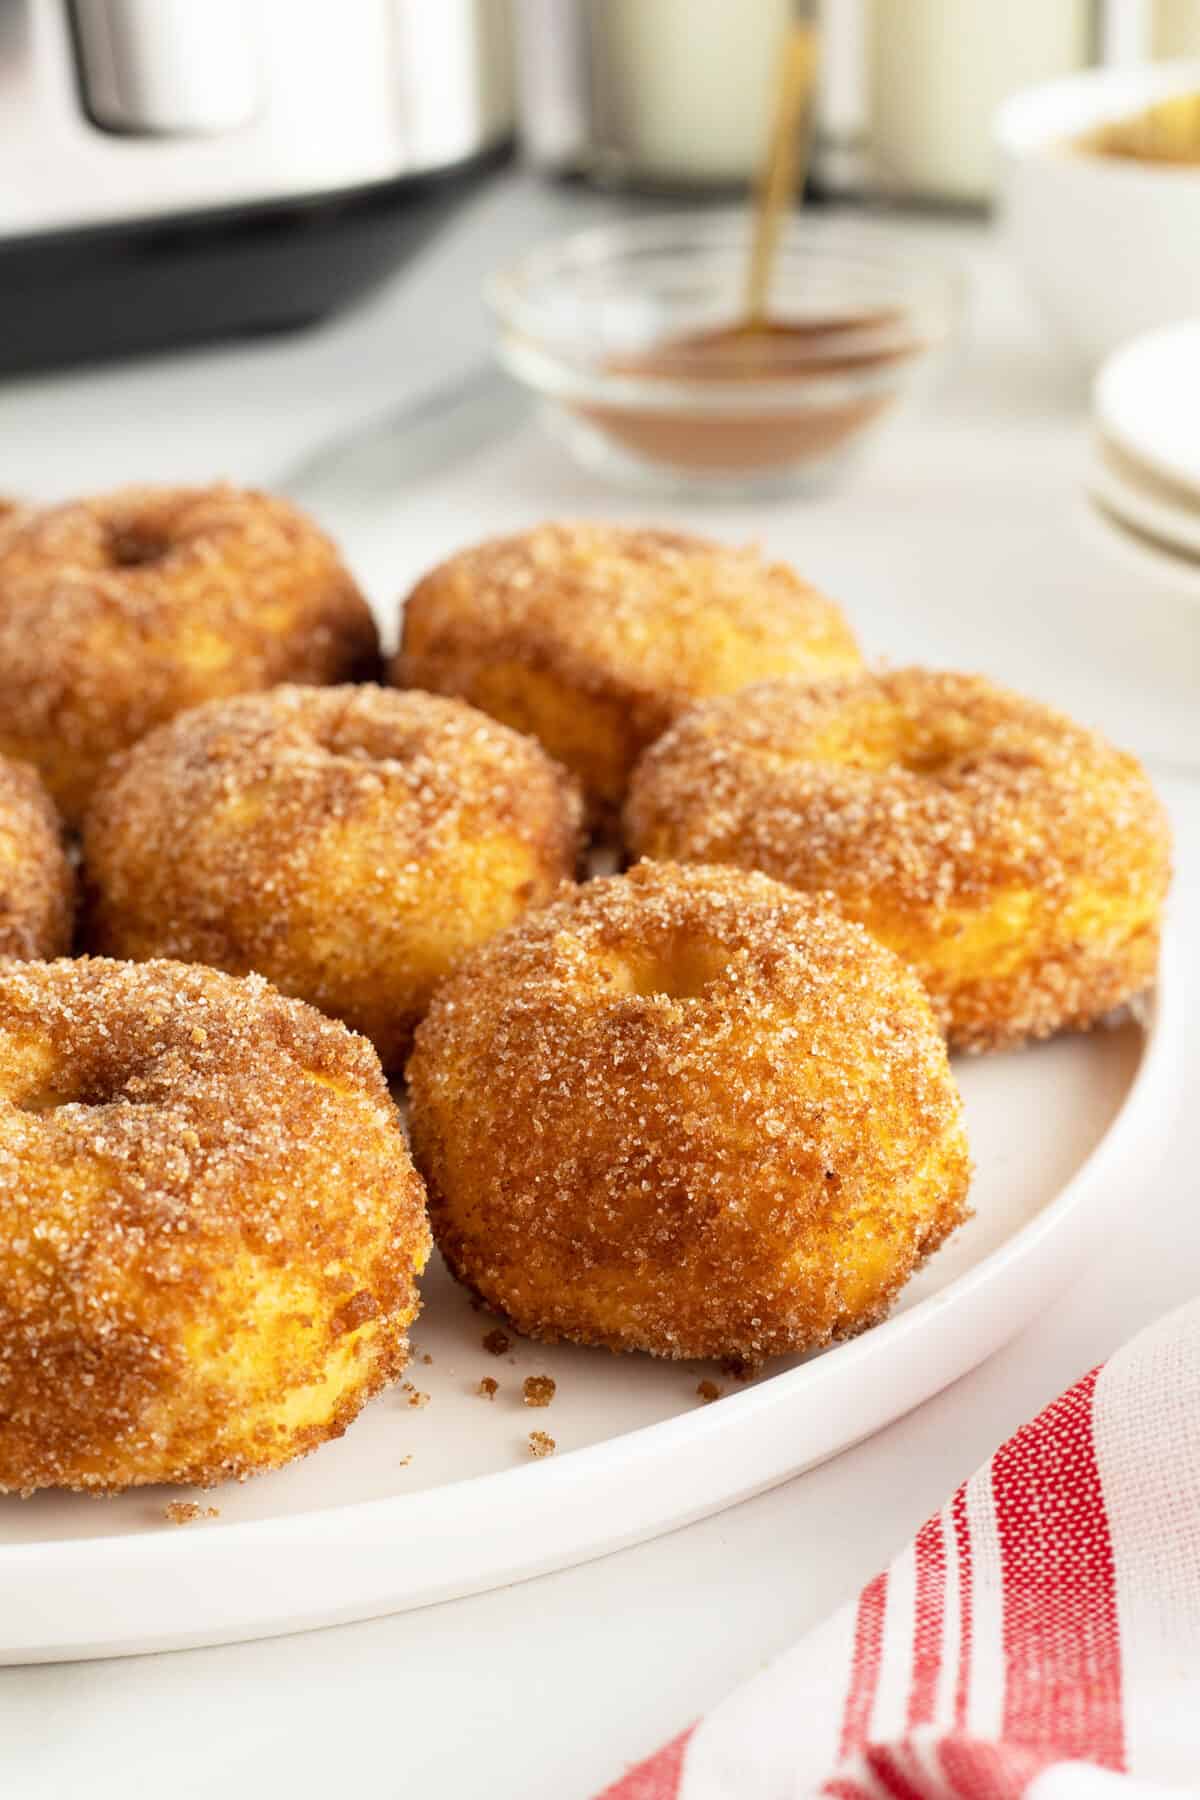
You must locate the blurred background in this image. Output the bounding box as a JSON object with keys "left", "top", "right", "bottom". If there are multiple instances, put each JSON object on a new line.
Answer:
{"left": 3, "top": 0, "right": 1199, "bottom": 368}
{"left": 1, "top": 0, "right": 1197, "bottom": 764}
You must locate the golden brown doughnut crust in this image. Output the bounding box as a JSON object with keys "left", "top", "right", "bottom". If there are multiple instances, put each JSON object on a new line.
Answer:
{"left": 626, "top": 669, "right": 1172, "bottom": 1051}
{"left": 0, "top": 755, "right": 74, "bottom": 958}
{"left": 82, "top": 684, "right": 583, "bottom": 1071}
{"left": 408, "top": 861, "right": 970, "bottom": 1362}
{"left": 393, "top": 523, "right": 862, "bottom": 821}
{"left": 0, "top": 485, "right": 380, "bottom": 824}
{"left": 0, "top": 958, "right": 430, "bottom": 1494}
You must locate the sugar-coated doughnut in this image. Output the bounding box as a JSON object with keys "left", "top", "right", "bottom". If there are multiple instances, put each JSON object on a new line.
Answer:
{"left": 408, "top": 861, "right": 970, "bottom": 1362}
{"left": 82, "top": 685, "right": 583, "bottom": 1070}
{"left": 0, "top": 485, "right": 379, "bottom": 824}
{"left": 0, "top": 754, "right": 74, "bottom": 959}
{"left": 626, "top": 669, "right": 1171, "bottom": 1050}
{"left": 0, "top": 958, "right": 430, "bottom": 1494}
{"left": 393, "top": 523, "right": 861, "bottom": 824}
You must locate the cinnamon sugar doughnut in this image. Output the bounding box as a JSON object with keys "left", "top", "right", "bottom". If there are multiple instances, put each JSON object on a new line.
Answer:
{"left": 0, "top": 485, "right": 379, "bottom": 824}
{"left": 626, "top": 669, "right": 1171, "bottom": 1051}
{"left": 82, "top": 685, "right": 583, "bottom": 1070}
{"left": 0, "top": 958, "right": 430, "bottom": 1494}
{"left": 0, "top": 755, "right": 74, "bottom": 959}
{"left": 393, "top": 523, "right": 861, "bottom": 824}
{"left": 408, "top": 861, "right": 970, "bottom": 1362}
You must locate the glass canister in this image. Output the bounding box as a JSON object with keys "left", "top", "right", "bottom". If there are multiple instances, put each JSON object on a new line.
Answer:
{"left": 1152, "top": 0, "right": 1200, "bottom": 54}
{"left": 514, "top": 0, "right": 799, "bottom": 189}
{"left": 865, "top": 0, "right": 1097, "bottom": 205}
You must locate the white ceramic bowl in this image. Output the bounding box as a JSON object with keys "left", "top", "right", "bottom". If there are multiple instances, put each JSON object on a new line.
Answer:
{"left": 997, "top": 61, "right": 1200, "bottom": 366}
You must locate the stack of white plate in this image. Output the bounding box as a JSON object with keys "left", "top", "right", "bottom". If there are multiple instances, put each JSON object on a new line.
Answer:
{"left": 1087, "top": 320, "right": 1200, "bottom": 598}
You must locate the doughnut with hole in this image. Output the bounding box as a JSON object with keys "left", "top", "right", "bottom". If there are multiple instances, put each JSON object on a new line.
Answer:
{"left": 408, "top": 861, "right": 970, "bottom": 1362}
{"left": 82, "top": 684, "right": 583, "bottom": 1070}
{"left": 0, "top": 485, "right": 379, "bottom": 824}
{"left": 0, "top": 958, "right": 430, "bottom": 1494}
{"left": 393, "top": 522, "right": 861, "bottom": 825}
{"left": 626, "top": 668, "right": 1172, "bottom": 1050}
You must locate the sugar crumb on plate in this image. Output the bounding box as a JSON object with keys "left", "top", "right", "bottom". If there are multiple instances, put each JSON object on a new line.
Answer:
{"left": 164, "top": 1501, "right": 219, "bottom": 1525}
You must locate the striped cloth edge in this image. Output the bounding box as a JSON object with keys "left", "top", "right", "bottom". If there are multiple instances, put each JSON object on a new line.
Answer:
{"left": 596, "top": 1296, "right": 1200, "bottom": 1800}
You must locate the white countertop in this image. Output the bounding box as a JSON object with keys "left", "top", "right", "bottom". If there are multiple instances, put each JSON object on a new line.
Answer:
{"left": 1, "top": 173, "right": 1197, "bottom": 1800}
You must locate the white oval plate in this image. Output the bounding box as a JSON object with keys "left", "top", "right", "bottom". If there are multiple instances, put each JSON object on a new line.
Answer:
{"left": 0, "top": 955, "right": 1177, "bottom": 1665}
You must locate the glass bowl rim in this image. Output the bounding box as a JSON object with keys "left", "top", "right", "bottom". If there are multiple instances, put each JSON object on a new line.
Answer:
{"left": 485, "top": 211, "right": 967, "bottom": 409}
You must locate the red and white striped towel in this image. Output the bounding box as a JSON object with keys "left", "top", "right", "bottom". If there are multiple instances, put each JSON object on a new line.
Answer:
{"left": 598, "top": 1298, "right": 1200, "bottom": 1800}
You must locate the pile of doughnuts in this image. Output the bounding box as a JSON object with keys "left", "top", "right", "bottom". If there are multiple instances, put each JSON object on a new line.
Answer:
{"left": 0, "top": 485, "right": 1170, "bottom": 1497}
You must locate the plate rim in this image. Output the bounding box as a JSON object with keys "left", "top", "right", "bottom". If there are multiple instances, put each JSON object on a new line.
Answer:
{"left": 1080, "top": 491, "right": 1200, "bottom": 600}
{"left": 1095, "top": 320, "right": 1200, "bottom": 501}
{"left": 1089, "top": 436, "right": 1200, "bottom": 561}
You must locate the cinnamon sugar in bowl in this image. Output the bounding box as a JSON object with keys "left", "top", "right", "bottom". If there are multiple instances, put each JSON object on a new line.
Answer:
{"left": 487, "top": 215, "right": 963, "bottom": 497}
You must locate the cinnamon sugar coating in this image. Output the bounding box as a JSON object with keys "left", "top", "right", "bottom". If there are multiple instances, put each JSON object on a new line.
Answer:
{"left": 82, "top": 685, "right": 583, "bottom": 1070}
{"left": 0, "top": 958, "right": 430, "bottom": 1494}
{"left": 408, "top": 862, "right": 970, "bottom": 1362}
{"left": 0, "top": 755, "right": 74, "bottom": 958}
{"left": 0, "top": 485, "right": 379, "bottom": 825}
{"left": 0, "top": 499, "right": 28, "bottom": 542}
{"left": 393, "top": 523, "right": 861, "bottom": 824}
{"left": 626, "top": 669, "right": 1172, "bottom": 1051}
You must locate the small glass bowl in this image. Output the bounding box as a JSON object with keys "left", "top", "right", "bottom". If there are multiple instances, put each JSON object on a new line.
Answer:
{"left": 487, "top": 212, "right": 965, "bottom": 498}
